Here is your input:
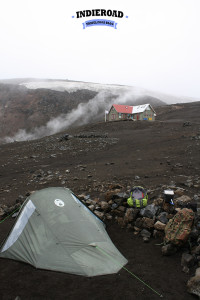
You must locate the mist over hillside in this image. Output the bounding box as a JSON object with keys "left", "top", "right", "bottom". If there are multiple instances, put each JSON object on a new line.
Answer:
{"left": 0, "top": 79, "right": 199, "bottom": 143}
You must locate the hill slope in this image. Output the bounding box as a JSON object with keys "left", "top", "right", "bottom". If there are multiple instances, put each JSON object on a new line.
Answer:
{"left": 1, "top": 79, "right": 200, "bottom": 142}
{"left": 0, "top": 80, "right": 166, "bottom": 141}
{"left": 0, "top": 100, "right": 199, "bottom": 299}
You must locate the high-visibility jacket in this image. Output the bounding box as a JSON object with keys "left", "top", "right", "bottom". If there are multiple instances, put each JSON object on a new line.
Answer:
{"left": 127, "top": 186, "right": 148, "bottom": 208}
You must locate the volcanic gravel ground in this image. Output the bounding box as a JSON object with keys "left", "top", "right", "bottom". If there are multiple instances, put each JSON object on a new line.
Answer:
{"left": 0, "top": 101, "right": 200, "bottom": 299}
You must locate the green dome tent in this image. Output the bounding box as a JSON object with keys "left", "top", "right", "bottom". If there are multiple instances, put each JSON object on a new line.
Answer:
{"left": 0, "top": 187, "right": 127, "bottom": 276}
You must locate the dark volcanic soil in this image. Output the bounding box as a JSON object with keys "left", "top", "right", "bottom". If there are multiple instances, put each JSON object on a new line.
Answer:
{"left": 0, "top": 101, "right": 200, "bottom": 299}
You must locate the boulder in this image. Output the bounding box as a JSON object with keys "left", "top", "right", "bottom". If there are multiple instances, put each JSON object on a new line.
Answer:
{"left": 140, "top": 204, "right": 159, "bottom": 219}
{"left": 77, "top": 194, "right": 85, "bottom": 200}
{"left": 181, "top": 253, "right": 195, "bottom": 270}
{"left": 124, "top": 208, "right": 139, "bottom": 223}
{"left": 192, "top": 245, "right": 200, "bottom": 256}
{"left": 113, "top": 192, "right": 128, "bottom": 200}
{"left": 124, "top": 208, "right": 135, "bottom": 223}
{"left": 190, "top": 227, "right": 199, "bottom": 241}
{"left": 100, "top": 201, "right": 109, "bottom": 211}
{"left": 111, "top": 203, "right": 118, "bottom": 210}
{"left": 88, "top": 205, "right": 95, "bottom": 211}
{"left": 174, "top": 188, "right": 185, "bottom": 196}
{"left": 157, "top": 212, "right": 168, "bottom": 224}
{"left": 94, "top": 210, "right": 104, "bottom": 219}
{"left": 194, "top": 194, "right": 200, "bottom": 202}
{"left": 135, "top": 217, "right": 143, "bottom": 228}
{"left": 175, "top": 195, "right": 192, "bottom": 206}
{"left": 154, "top": 221, "right": 166, "bottom": 231}
{"left": 142, "top": 217, "right": 155, "bottom": 229}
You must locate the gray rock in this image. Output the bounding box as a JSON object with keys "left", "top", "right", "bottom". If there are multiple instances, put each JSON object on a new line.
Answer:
{"left": 12, "top": 212, "right": 19, "bottom": 218}
{"left": 111, "top": 203, "right": 118, "bottom": 210}
{"left": 140, "top": 229, "right": 151, "bottom": 238}
{"left": 115, "top": 192, "right": 128, "bottom": 199}
{"left": 157, "top": 212, "right": 168, "bottom": 224}
{"left": 181, "top": 253, "right": 195, "bottom": 269}
{"left": 194, "top": 194, "right": 200, "bottom": 201}
{"left": 113, "top": 198, "right": 123, "bottom": 205}
{"left": 192, "top": 245, "right": 200, "bottom": 256}
{"left": 190, "top": 227, "right": 199, "bottom": 240}
{"left": 140, "top": 204, "right": 159, "bottom": 219}
{"left": 135, "top": 217, "right": 143, "bottom": 228}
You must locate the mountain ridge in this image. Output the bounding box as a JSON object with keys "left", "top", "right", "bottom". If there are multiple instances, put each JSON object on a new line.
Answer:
{"left": 0, "top": 79, "right": 199, "bottom": 143}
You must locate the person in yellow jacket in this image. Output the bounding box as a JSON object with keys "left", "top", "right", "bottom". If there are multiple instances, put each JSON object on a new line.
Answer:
{"left": 127, "top": 186, "right": 148, "bottom": 208}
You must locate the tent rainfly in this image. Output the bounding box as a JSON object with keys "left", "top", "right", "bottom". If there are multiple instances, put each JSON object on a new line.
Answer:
{"left": 0, "top": 187, "right": 127, "bottom": 276}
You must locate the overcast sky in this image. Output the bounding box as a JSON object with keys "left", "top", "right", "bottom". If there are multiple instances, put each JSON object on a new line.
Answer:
{"left": 0, "top": 0, "right": 200, "bottom": 98}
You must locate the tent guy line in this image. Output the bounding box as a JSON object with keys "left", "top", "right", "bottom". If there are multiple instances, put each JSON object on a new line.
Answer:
{"left": 96, "top": 245, "right": 163, "bottom": 298}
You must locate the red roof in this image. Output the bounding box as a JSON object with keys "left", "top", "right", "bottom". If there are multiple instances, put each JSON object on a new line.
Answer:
{"left": 112, "top": 104, "right": 133, "bottom": 114}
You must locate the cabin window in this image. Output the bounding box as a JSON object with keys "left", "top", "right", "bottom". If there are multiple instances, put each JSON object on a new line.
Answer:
{"left": 119, "top": 113, "right": 121, "bottom": 118}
